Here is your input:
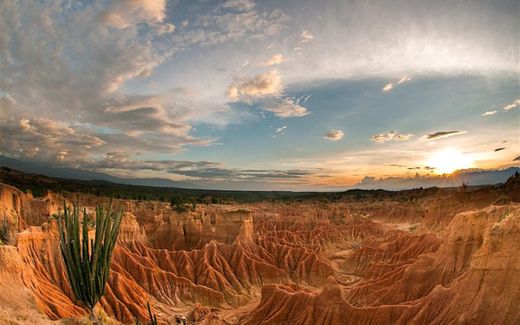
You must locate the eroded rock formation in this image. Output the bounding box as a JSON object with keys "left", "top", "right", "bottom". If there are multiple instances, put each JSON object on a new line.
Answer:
{"left": 0, "top": 180, "right": 518, "bottom": 324}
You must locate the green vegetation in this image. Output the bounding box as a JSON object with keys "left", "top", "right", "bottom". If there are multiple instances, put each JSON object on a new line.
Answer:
{"left": 57, "top": 202, "right": 123, "bottom": 323}
{"left": 135, "top": 302, "right": 158, "bottom": 325}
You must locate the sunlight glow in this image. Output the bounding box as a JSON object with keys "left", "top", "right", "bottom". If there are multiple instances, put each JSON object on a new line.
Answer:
{"left": 427, "top": 148, "right": 474, "bottom": 174}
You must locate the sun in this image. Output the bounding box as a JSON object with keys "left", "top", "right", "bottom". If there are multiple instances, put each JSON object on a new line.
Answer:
{"left": 427, "top": 148, "right": 474, "bottom": 174}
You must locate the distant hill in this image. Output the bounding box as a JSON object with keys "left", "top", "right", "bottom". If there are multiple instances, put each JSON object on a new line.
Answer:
{"left": 0, "top": 166, "right": 304, "bottom": 203}
{"left": 0, "top": 155, "right": 196, "bottom": 188}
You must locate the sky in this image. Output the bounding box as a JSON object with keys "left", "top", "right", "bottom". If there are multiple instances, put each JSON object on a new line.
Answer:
{"left": 0, "top": 0, "right": 519, "bottom": 190}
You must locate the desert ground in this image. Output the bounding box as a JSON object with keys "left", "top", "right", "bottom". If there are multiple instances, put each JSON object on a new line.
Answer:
{"left": 0, "top": 171, "right": 519, "bottom": 324}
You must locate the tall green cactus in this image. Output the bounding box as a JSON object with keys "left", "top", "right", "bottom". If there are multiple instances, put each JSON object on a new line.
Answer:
{"left": 147, "top": 302, "right": 158, "bottom": 325}
{"left": 58, "top": 201, "right": 123, "bottom": 322}
{"left": 135, "top": 302, "right": 159, "bottom": 325}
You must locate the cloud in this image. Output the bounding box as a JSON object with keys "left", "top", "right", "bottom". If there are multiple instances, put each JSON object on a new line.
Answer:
{"left": 301, "top": 30, "right": 314, "bottom": 42}
{"left": 273, "top": 125, "right": 287, "bottom": 137}
{"left": 100, "top": 94, "right": 193, "bottom": 136}
{"left": 0, "top": 118, "right": 105, "bottom": 162}
{"left": 156, "top": 23, "right": 176, "bottom": 35}
{"left": 222, "top": 0, "right": 256, "bottom": 11}
{"left": 0, "top": 94, "right": 15, "bottom": 105}
{"left": 171, "top": 1, "right": 289, "bottom": 47}
{"left": 262, "top": 97, "right": 309, "bottom": 118}
{"left": 80, "top": 152, "right": 219, "bottom": 172}
{"left": 99, "top": 0, "right": 167, "bottom": 29}
{"left": 481, "top": 110, "right": 497, "bottom": 116}
{"left": 77, "top": 151, "right": 314, "bottom": 183}
{"left": 27, "top": 150, "right": 315, "bottom": 187}
{"left": 227, "top": 70, "right": 283, "bottom": 101}
{"left": 397, "top": 76, "right": 411, "bottom": 84}
{"left": 226, "top": 69, "right": 309, "bottom": 118}
{"left": 382, "top": 83, "right": 393, "bottom": 92}
{"left": 354, "top": 167, "right": 520, "bottom": 190}
{"left": 388, "top": 164, "right": 436, "bottom": 171}
{"left": 0, "top": 0, "right": 224, "bottom": 165}
{"left": 1, "top": 0, "right": 172, "bottom": 112}
{"left": 282, "top": 1, "right": 519, "bottom": 85}
{"left": 324, "top": 129, "right": 344, "bottom": 141}
{"left": 515, "top": 155, "right": 520, "bottom": 161}
{"left": 0, "top": 94, "right": 16, "bottom": 119}
{"left": 263, "top": 54, "right": 285, "bottom": 66}
{"left": 171, "top": 167, "right": 312, "bottom": 180}
{"left": 382, "top": 76, "right": 410, "bottom": 92}
{"left": 494, "top": 147, "right": 506, "bottom": 152}
{"left": 371, "top": 131, "right": 414, "bottom": 143}
{"left": 503, "top": 98, "right": 520, "bottom": 111}
{"left": 388, "top": 164, "right": 407, "bottom": 168}
{"left": 426, "top": 130, "right": 466, "bottom": 140}
{"left": 0, "top": 113, "right": 213, "bottom": 165}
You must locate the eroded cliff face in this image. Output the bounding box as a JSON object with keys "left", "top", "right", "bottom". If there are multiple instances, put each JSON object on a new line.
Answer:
{"left": 244, "top": 205, "right": 520, "bottom": 325}
{"left": 0, "top": 181, "right": 518, "bottom": 324}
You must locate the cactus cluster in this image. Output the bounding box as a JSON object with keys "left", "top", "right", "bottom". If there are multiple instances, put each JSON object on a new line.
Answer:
{"left": 58, "top": 201, "right": 123, "bottom": 320}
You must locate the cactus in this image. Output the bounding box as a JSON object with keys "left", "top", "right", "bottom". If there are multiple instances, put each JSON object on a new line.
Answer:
{"left": 147, "top": 302, "right": 159, "bottom": 325}
{"left": 58, "top": 201, "right": 123, "bottom": 323}
{"left": 135, "top": 302, "right": 158, "bottom": 325}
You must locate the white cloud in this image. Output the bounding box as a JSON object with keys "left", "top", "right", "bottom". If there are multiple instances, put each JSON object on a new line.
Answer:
{"left": 276, "top": 126, "right": 287, "bottom": 133}
{"left": 324, "top": 129, "right": 344, "bottom": 141}
{"left": 503, "top": 98, "right": 520, "bottom": 111}
{"left": 397, "top": 76, "right": 411, "bottom": 84}
{"left": 371, "top": 131, "right": 414, "bottom": 143}
{"left": 481, "top": 110, "right": 497, "bottom": 116}
{"left": 382, "top": 83, "right": 393, "bottom": 92}
{"left": 156, "top": 23, "right": 176, "bottom": 35}
{"left": 227, "top": 70, "right": 283, "bottom": 101}
{"left": 273, "top": 125, "right": 287, "bottom": 137}
{"left": 263, "top": 54, "right": 285, "bottom": 66}
{"left": 382, "top": 76, "right": 410, "bottom": 92}
{"left": 282, "top": 1, "right": 519, "bottom": 84}
{"left": 263, "top": 98, "right": 309, "bottom": 118}
{"left": 99, "top": 0, "right": 167, "bottom": 29}
{"left": 301, "top": 30, "right": 314, "bottom": 43}
{"left": 0, "top": 0, "right": 222, "bottom": 165}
